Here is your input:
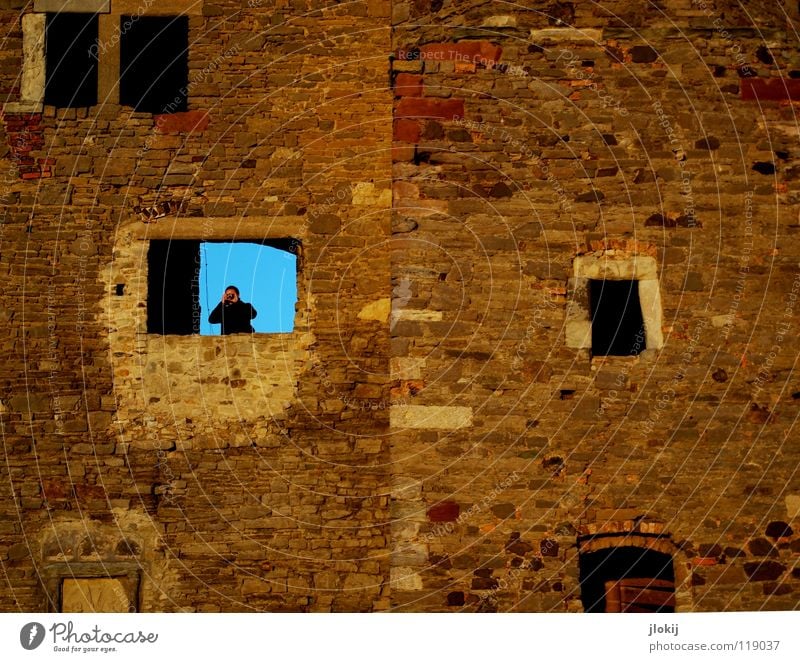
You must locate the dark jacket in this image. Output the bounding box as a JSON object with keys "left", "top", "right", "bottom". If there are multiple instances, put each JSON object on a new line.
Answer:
{"left": 208, "top": 300, "right": 257, "bottom": 334}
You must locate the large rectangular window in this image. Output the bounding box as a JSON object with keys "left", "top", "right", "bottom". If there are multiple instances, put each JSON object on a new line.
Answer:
{"left": 44, "top": 12, "right": 99, "bottom": 108}
{"left": 119, "top": 16, "right": 188, "bottom": 114}
{"left": 147, "top": 239, "right": 298, "bottom": 336}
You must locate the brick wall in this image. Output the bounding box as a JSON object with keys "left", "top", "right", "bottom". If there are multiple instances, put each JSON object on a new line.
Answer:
{"left": 1, "top": 0, "right": 799, "bottom": 612}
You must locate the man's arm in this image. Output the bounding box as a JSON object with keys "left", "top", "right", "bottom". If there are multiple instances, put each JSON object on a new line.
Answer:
{"left": 208, "top": 302, "right": 224, "bottom": 324}
{"left": 249, "top": 304, "right": 257, "bottom": 320}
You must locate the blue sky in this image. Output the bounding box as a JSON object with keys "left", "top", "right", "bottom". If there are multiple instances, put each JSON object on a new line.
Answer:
{"left": 199, "top": 242, "right": 297, "bottom": 335}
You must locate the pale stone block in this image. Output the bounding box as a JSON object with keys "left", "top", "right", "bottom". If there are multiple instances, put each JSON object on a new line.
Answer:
{"left": 565, "top": 319, "right": 592, "bottom": 350}
{"left": 638, "top": 279, "right": 664, "bottom": 350}
{"left": 529, "top": 27, "right": 603, "bottom": 43}
{"left": 111, "top": 0, "right": 204, "bottom": 15}
{"left": 390, "top": 567, "right": 423, "bottom": 591}
{"left": 573, "top": 255, "right": 658, "bottom": 281}
{"left": 392, "top": 542, "right": 428, "bottom": 566}
{"left": 21, "top": 13, "right": 45, "bottom": 104}
{"left": 390, "top": 405, "right": 472, "bottom": 430}
{"left": 711, "top": 314, "right": 734, "bottom": 328}
{"left": 786, "top": 494, "right": 800, "bottom": 519}
{"left": 61, "top": 578, "right": 130, "bottom": 612}
{"left": 390, "top": 357, "right": 422, "bottom": 380}
{"left": 482, "top": 15, "right": 516, "bottom": 27}
{"left": 393, "top": 309, "right": 442, "bottom": 322}
{"left": 352, "top": 182, "right": 392, "bottom": 207}
{"left": 391, "top": 475, "right": 422, "bottom": 501}
{"left": 34, "top": 0, "right": 110, "bottom": 11}
{"left": 3, "top": 101, "right": 43, "bottom": 113}
{"left": 358, "top": 298, "right": 391, "bottom": 323}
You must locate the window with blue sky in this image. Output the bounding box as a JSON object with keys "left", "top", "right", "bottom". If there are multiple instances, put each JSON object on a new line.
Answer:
{"left": 147, "top": 239, "right": 298, "bottom": 335}
{"left": 199, "top": 242, "right": 298, "bottom": 335}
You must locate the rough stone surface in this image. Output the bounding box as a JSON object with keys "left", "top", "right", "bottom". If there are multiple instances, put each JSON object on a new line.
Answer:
{"left": 1, "top": 0, "right": 799, "bottom": 615}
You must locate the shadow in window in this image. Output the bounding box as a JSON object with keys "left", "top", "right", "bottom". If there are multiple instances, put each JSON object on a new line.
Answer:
{"left": 589, "top": 279, "right": 646, "bottom": 356}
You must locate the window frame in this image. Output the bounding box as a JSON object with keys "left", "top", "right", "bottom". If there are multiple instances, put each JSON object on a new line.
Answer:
{"left": 146, "top": 237, "right": 302, "bottom": 337}
{"left": 41, "top": 562, "right": 141, "bottom": 613}
{"left": 566, "top": 254, "right": 663, "bottom": 355}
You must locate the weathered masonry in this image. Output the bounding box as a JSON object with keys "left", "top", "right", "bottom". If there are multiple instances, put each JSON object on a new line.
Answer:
{"left": 1, "top": 0, "right": 799, "bottom": 613}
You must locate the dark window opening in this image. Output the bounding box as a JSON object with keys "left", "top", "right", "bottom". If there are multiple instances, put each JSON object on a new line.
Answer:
{"left": 44, "top": 13, "right": 99, "bottom": 108}
{"left": 147, "top": 240, "right": 200, "bottom": 335}
{"left": 147, "top": 239, "right": 299, "bottom": 336}
{"left": 579, "top": 546, "right": 675, "bottom": 613}
{"left": 119, "top": 16, "right": 188, "bottom": 114}
{"left": 589, "top": 279, "right": 645, "bottom": 356}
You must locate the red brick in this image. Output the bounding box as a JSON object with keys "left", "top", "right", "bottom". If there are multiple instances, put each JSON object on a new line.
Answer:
{"left": 395, "top": 73, "right": 423, "bottom": 97}
{"left": 154, "top": 110, "right": 210, "bottom": 134}
{"left": 41, "top": 479, "right": 69, "bottom": 500}
{"left": 692, "top": 556, "right": 718, "bottom": 566}
{"left": 21, "top": 172, "right": 40, "bottom": 179}
{"left": 396, "top": 97, "right": 464, "bottom": 121}
{"left": 391, "top": 145, "right": 415, "bottom": 162}
{"left": 428, "top": 500, "right": 460, "bottom": 522}
{"left": 741, "top": 78, "right": 800, "bottom": 101}
{"left": 393, "top": 119, "right": 421, "bottom": 143}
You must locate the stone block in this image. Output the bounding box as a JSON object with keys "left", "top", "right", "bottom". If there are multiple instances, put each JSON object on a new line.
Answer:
{"left": 395, "top": 73, "right": 423, "bottom": 97}
{"left": 390, "top": 405, "right": 472, "bottom": 429}
{"left": 34, "top": 0, "right": 109, "bottom": 11}
{"left": 786, "top": 495, "right": 800, "bottom": 519}
{"left": 154, "top": 111, "right": 210, "bottom": 134}
{"left": 61, "top": 578, "right": 130, "bottom": 612}
{"left": 393, "top": 118, "right": 421, "bottom": 143}
{"left": 428, "top": 501, "right": 459, "bottom": 522}
{"left": 396, "top": 98, "right": 465, "bottom": 121}
{"left": 741, "top": 78, "right": 800, "bottom": 102}
{"left": 358, "top": 298, "right": 391, "bottom": 323}
{"left": 21, "top": 13, "right": 45, "bottom": 104}
{"left": 390, "top": 567, "right": 422, "bottom": 591}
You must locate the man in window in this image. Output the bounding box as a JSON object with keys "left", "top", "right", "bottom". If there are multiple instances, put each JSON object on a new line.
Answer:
{"left": 208, "top": 286, "right": 257, "bottom": 334}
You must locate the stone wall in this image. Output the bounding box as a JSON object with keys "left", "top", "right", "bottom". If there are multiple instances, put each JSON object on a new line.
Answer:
{"left": 1, "top": 0, "right": 799, "bottom": 613}
{"left": 0, "top": 0, "right": 392, "bottom": 612}
{"left": 389, "top": 0, "right": 800, "bottom": 612}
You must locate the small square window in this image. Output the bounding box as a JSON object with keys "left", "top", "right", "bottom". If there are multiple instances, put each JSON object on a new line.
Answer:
{"left": 120, "top": 16, "right": 188, "bottom": 114}
{"left": 579, "top": 546, "right": 675, "bottom": 613}
{"left": 147, "top": 239, "right": 299, "bottom": 336}
{"left": 44, "top": 12, "right": 99, "bottom": 108}
{"left": 589, "top": 279, "right": 645, "bottom": 356}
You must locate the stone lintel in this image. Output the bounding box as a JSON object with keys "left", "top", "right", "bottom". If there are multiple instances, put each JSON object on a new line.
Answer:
{"left": 131, "top": 216, "right": 307, "bottom": 240}
{"left": 573, "top": 255, "right": 658, "bottom": 281}
{"left": 111, "top": 0, "right": 204, "bottom": 15}
{"left": 34, "top": 0, "right": 110, "bottom": 11}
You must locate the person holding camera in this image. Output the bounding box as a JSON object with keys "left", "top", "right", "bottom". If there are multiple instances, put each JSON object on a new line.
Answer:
{"left": 208, "top": 285, "right": 257, "bottom": 334}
